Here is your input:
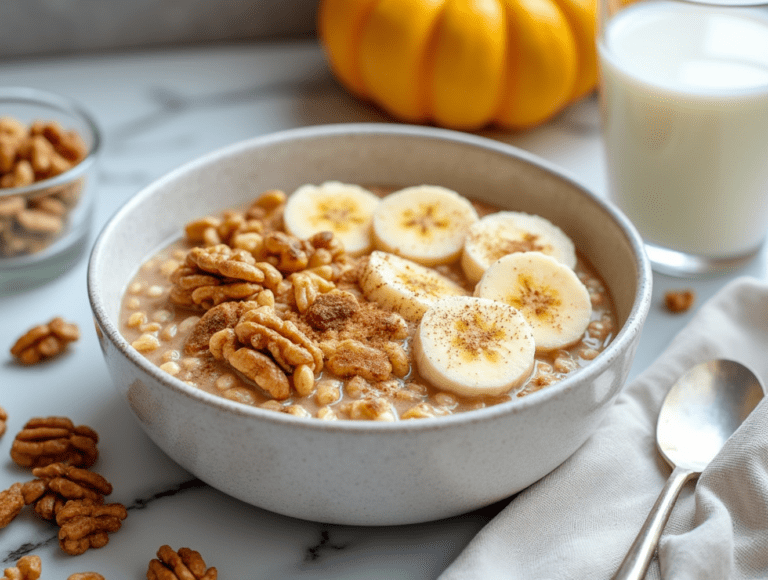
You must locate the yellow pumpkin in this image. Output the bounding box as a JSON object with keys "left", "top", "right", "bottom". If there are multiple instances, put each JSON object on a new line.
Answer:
{"left": 318, "top": 0, "right": 597, "bottom": 130}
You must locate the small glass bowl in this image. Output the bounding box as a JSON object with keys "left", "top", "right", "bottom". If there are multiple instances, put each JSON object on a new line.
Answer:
{"left": 0, "top": 86, "right": 101, "bottom": 294}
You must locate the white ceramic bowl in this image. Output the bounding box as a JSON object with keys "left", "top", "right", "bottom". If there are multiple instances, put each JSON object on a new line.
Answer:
{"left": 88, "top": 124, "right": 652, "bottom": 525}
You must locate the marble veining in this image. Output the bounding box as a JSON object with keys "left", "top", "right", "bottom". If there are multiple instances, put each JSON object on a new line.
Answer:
{"left": 2, "top": 478, "right": 207, "bottom": 564}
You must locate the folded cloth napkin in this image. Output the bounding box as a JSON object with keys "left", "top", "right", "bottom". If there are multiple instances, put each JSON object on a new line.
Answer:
{"left": 440, "top": 276, "right": 768, "bottom": 580}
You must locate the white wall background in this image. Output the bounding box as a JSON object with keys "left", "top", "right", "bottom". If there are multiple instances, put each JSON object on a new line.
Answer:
{"left": 0, "top": 0, "right": 319, "bottom": 58}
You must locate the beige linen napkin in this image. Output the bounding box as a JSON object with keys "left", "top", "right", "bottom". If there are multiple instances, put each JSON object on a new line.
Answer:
{"left": 440, "top": 276, "right": 768, "bottom": 580}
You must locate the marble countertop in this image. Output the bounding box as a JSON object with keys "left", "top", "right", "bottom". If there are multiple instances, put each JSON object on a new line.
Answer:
{"left": 1, "top": 40, "right": 767, "bottom": 578}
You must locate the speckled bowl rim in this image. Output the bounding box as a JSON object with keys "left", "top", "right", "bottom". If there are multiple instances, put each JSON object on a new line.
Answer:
{"left": 88, "top": 123, "right": 653, "bottom": 435}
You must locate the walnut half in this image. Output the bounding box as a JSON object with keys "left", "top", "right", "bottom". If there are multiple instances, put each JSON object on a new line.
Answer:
{"left": 10, "top": 317, "right": 80, "bottom": 365}
{"left": 147, "top": 545, "right": 217, "bottom": 580}
{"left": 1, "top": 555, "right": 41, "bottom": 580}
{"left": 56, "top": 498, "right": 128, "bottom": 556}
{"left": 23, "top": 462, "right": 114, "bottom": 522}
{"left": 11, "top": 417, "right": 99, "bottom": 469}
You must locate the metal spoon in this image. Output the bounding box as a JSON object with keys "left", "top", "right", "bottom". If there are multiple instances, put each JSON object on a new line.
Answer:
{"left": 612, "top": 359, "right": 765, "bottom": 580}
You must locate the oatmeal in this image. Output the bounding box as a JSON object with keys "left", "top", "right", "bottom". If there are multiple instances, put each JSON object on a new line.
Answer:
{"left": 120, "top": 184, "right": 616, "bottom": 421}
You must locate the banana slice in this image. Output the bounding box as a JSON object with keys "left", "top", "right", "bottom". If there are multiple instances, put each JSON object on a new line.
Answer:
{"left": 372, "top": 185, "right": 479, "bottom": 266}
{"left": 283, "top": 181, "right": 380, "bottom": 256}
{"left": 360, "top": 251, "right": 469, "bottom": 322}
{"left": 461, "top": 211, "right": 577, "bottom": 284}
{"left": 413, "top": 296, "right": 535, "bottom": 397}
{"left": 475, "top": 252, "right": 591, "bottom": 352}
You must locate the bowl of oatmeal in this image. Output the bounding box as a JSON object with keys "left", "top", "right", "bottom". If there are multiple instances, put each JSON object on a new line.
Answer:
{"left": 1, "top": 87, "right": 101, "bottom": 294}
{"left": 88, "top": 123, "right": 652, "bottom": 525}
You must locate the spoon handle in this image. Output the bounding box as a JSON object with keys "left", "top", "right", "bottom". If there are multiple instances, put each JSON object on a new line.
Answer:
{"left": 611, "top": 465, "right": 697, "bottom": 580}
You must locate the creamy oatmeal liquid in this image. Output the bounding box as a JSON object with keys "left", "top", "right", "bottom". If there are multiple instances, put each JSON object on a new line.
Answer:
{"left": 599, "top": 3, "right": 768, "bottom": 258}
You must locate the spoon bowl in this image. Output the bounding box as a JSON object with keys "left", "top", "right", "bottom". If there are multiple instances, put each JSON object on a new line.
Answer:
{"left": 613, "top": 358, "right": 765, "bottom": 580}
{"left": 658, "top": 359, "right": 765, "bottom": 472}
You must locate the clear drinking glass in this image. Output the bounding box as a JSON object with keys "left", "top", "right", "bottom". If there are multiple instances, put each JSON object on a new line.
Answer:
{"left": 597, "top": 0, "right": 768, "bottom": 276}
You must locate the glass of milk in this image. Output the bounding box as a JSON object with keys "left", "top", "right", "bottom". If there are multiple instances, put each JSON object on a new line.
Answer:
{"left": 597, "top": 0, "right": 768, "bottom": 275}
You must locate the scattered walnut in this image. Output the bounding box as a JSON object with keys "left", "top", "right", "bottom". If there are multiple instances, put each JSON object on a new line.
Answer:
{"left": 0, "top": 405, "right": 6, "bottom": 437}
{"left": 1, "top": 555, "right": 41, "bottom": 580}
{"left": 24, "top": 462, "right": 114, "bottom": 522}
{"left": 147, "top": 545, "right": 217, "bottom": 580}
{"left": 0, "top": 483, "right": 25, "bottom": 529}
{"left": 10, "top": 317, "right": 80, "bottom": 365}
{"left": 665, "top": 289, "right": 695, "bottom": 313}
{"left": 11, "top": 416, "right": 99, "bottom": 468}
{"left": 56, "top": 498, "right": 128, "bottom": 556}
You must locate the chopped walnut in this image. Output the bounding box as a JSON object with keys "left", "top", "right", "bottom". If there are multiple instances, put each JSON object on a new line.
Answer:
{"left": 326, "top": 339, "right": 392, "bottom": 382}
{"left": 209, "top": 328, "right": 290, "bottom": 399}
{"left": 262, "top": 230, "right": 351, "bottom": 279}
{"left": 1, "top": 555, "right": 41, "bottom": 580}
{"left": 230, "top": 347, "right": 289, "bottom": 400}
{"left": 208, "top": 304, "right": 328, "bottom": 399}
{"left": 147, "top": 545, "right": 217, "bottom": 580}
{"left": 169, "top": 245, "right": 283, "bottom": 310}
{"left": 11, "top": 417, "right": 99, "bottom": 468}
{"left": 234, "top": 306, "right": 323, "bottom": 373}
{"left": 23, "top": 462, "right": 113, "bottom": 522}
{"left": 10, "top": 317, "right": 80, "bottom": 365}
{"left": 305, "top": 290, "right": 360, "bottom": 331}
{"left": 665, "top": 289, "right": 695, "bottom": 313}
{"left": 184, "top": 189, "right": 286, "bottom": 248}
{"left": 183, "top": 300, "right": 257, "bottom": 355}
{"left": 0, "top": 483, "right": 25, "bottom": 528}
{"left": 56, "top": 498, "right": 128, "bottom": 555}
{"left": 263, "top": 231, "right": 310, "bottom": 272}
{"left": 0, "top": 405, "right": 6, "bottom": 437}
{"left": 249, "top": 188, "right": 287, "bottom": 212}
{"left": 188, "top": 245, "right": 282, "bottom": 286}
{"left": 287, "top": 269, "right": 336, "bottom": 314}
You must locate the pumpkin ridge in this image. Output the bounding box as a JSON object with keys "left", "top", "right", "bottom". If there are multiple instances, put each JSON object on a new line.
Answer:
{"left": 549, "top": 0, "right": 598, "bottom": 100}
{"left": 417, "top": 2, "right": 446, "bottom": 122}
{"left": 430, "top": 0, "right": 507, "bottom": 129}
{"left": 318, "top": 0, "right": 380, "bottom": 98}
{"left": 494, "top": 0, "right": 578, "bottom": 128}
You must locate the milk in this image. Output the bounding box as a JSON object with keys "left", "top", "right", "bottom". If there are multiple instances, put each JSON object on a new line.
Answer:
{"left": 598, "top": 2, "right": 768, "bottom": 259}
